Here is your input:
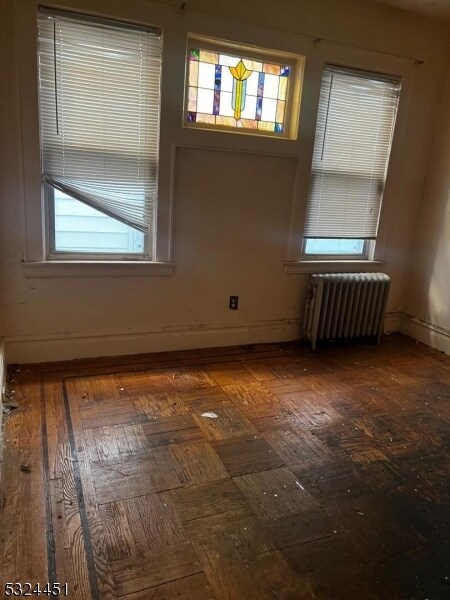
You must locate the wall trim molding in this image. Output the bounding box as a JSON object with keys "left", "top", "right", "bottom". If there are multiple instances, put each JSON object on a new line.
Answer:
{"left": 385, "top": 310, "right": 450, "bottom": 355}
{"left": 400, "top": 313, "right": 449, "bottom": 355}
{"left": 4, "top": 318, "right": 303, "bottom": 364}
{"left": 5, "top": 311, "right": 448, "bottom": 364}
{"left": 384, "top": 310, "right": 405, "bottom": 332}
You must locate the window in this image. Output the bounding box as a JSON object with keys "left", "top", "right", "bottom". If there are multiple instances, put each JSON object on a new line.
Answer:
{"left": 303, "top": 65, "right": 401, "bottom": 259}
{"left": 37, "top": 9, "right": 162, "bottom": 259}
{"left": 304, "top": 239, "right": 367, "bottom": 257}
{"left": 52, "top": 191, "right": 145, "bottom": 254}
{"left": 184, "top": 37, "right": 304, "bottom": 138}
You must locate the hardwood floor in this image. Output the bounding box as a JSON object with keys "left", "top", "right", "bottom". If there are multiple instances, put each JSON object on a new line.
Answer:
{"left": 1, "top": 334, "right": 449, "bottom": 599}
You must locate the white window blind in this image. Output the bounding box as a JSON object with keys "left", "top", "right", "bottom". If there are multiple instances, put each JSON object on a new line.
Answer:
{"left": 37, "top": 9, "right": 162, "bottom": 235}
{"left": 304, "top": 65, "right": 401, "bottom": 239}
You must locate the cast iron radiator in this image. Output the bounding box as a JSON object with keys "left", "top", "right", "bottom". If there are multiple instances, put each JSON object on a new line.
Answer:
{"left": 303, "top": 273, "right": 390, "bottom": 349}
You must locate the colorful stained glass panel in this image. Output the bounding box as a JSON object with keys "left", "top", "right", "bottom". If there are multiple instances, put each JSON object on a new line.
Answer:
{"left": 188, "top": 87, "right": 197, "bottom": 112}
{"left": 242, "top": 58, "right": 263, "bottom": 71}
{"left": 276, "top": 100, "right": 285, "bottom": 123}
{"left": 216, "top": 115, "right": 236, "bottom": 127}
{"left": 238, "top": 118, "right": 258, "bottom": 129}
{"left": 278, "top": 76, "right": 288, "bottom": 101}
{"left": 258, "top": 121, "right": 276, "bottom": 131}
{"left": 186, "top": 46, "right": 292, "bottom": 135}
{"left": 263, "top": 63, "right": 281, "bottom": 75}
{"left": 196, "top": 113, "right": 216, "bottom": 124}
{"left": 199, "top": 50, "right": 219, "bottom": 64}
{"left": 189, "top": 60, "right": 199, "bottom": 87}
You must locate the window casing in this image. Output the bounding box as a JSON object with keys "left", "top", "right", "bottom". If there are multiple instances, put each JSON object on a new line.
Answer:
{"left": 184, "top": 36, "right": 304, "bottom": 139}
{"left": 302, "top": 65, "right": 401, "bottom": 260}
{"left": 37, "top": 9, "right": 162, "bottom": 260}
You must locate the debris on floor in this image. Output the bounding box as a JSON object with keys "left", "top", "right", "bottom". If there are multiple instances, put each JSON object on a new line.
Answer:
{"left": 201, "top": 411, "right": 219, "bottom": 419}
{"left": 2, "top": 393, "right": 20, "bottom": 414}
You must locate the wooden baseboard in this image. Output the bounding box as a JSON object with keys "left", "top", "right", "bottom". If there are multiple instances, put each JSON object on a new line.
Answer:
{"left": 384, "top": 311, "right": 404, "bottom": 333}
{"left": 385, "top": 311, "right": 449, "bottom": 355}
{"left": 399, "top": 314, "right": 450, "bottom": 355}
{"left": 4, "top": 319, "right": 303, "bottom": 364}
{"left": 4, "top": 311, "right": 448, "bottom": 365}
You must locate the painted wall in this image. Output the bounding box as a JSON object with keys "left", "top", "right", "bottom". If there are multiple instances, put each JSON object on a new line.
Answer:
{"left": 403, "top": 65, "right": 450, "bottom": 353}
{"left": 1, "top": 0, "right": 449, "bottom": 362}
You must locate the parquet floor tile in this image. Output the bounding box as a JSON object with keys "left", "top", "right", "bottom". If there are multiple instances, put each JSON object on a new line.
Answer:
{"left": 212, "top": 436, "right": 285, "bottom": 476}
{"left": 2, "top": 335, "right": 449, "bottom": 599}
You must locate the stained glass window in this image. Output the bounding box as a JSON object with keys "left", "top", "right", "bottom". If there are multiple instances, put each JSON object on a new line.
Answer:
{"left": 185, "top": 46, "right": 293, "bottom": 135}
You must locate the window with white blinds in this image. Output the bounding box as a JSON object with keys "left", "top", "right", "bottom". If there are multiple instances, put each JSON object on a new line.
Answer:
{"left": 37, "top": 9, "right": 162, "bottom": 248}
{"left": 303, "top": 65, "right": 401, "bottom": 242}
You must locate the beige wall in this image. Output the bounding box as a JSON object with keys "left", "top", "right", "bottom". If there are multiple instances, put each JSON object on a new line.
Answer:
{"left": 403, "top": 65, "right": 450, "bottom": 353}
{"left": 1, "top": 0, "right": 449, "bottom": 362}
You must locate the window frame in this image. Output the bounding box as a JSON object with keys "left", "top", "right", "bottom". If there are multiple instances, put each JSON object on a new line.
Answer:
{"left": 285, "top": 47, "right": 414, "bottom": 273}
{"left": 183, "top": 35, "right": 305, "bottom": 140}
{"left": 37, "top": 10, "right": 160, "bottom": 263}
{"left": 16, "top": 1, "right": 175, "bottom": 275}
{"left": 300, "top": 64, "right": 400, "bottom": 257}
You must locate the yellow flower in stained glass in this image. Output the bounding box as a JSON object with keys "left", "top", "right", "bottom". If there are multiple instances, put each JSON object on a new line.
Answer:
{"left": 229, "top": 59, "right": 252, "bottom": 82}
{"left": 229, "top": 59, "right": 252, "bottom": 121}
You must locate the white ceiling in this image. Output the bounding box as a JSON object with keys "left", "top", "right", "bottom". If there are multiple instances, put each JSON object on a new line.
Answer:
{"left": 372, "top": 0, "right": 450, "bottom": 20}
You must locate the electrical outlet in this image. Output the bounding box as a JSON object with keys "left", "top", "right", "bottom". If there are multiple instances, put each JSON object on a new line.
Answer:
{"left": 229, "top": 296, "right": 239, "bottom": 310}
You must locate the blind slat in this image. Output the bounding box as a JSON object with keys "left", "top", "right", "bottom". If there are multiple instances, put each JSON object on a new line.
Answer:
{"left": 304, "top": 66, "right": 401, "bottom": 239}
{"left": 38, "top": 10, "right": 162, "bottom": 234}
